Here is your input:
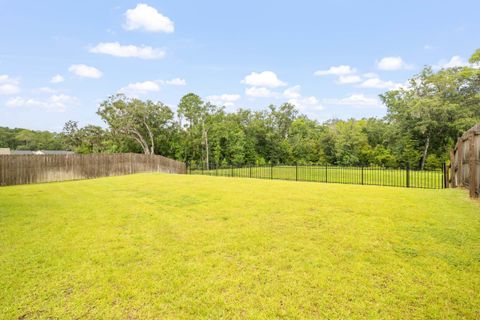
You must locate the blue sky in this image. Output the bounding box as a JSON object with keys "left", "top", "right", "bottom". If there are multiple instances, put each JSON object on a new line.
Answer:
{"left": 0, "top": 0, "right": 479, "bottom": 131}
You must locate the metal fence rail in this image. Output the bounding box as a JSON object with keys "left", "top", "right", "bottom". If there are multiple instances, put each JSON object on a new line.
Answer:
{"left": 188, "top": 164, "right": 447, "bottom": 189}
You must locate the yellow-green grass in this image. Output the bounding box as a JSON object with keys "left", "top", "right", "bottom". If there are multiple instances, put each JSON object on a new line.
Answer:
{"left": 191, "top": 165, "right": 445, "bottom": 189}
{"left": 0, "top": 173, "right": 479, "bottom": 319}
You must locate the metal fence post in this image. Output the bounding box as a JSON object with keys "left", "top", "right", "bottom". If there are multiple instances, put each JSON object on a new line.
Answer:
{"left": 406, "top": 162, "right": 410, "bottom": 188}
{"left": 231, "top": 165, "right": 233, "bottom": 177}
{"left": 296, "top": 163, "right": 298, "bottom": 181}
{"left": 249, "top": 165, "right": 252, "bottom": 178}
{"left": 442, "top": 162, "right": 448, "bottom": 189}
{"left": 271, "top": 163, "right": 273, "bottom": 179}
{"left": 325, "top": 164, "right": 328, "bottom": 183}
{"left": 361, "top": 165, "right": 364, "bottom": 185}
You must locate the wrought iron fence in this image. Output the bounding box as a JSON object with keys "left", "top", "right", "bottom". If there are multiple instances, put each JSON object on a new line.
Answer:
{"left": 187, "top": 164, "right": 447, "bottom": 189}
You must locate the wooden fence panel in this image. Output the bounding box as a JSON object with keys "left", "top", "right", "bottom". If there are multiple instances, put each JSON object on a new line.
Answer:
{"left": 0, "top": 153, "right": 186, "bottom": 186}
{"left": 450, "top": 124, "right": 480, "bottom": 198}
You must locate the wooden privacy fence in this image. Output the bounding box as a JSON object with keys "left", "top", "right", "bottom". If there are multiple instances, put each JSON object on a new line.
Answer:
{"left": 450, "top": 124, "right": 480, "bottom": 198}
{"left": 0, "top": 153, "right": 186, "bottom": 186}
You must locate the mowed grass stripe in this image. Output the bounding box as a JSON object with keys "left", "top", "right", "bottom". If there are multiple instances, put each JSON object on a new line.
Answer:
{"left": 0, "top": 173, "right": 478, "bottom": 319}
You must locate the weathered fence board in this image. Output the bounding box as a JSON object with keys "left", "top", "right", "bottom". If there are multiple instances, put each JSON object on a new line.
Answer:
{"left": 450, "top": 124, "right": 480, "bottom": 198}
{"left": 0, "top": 153, "right": 186, "bottom": 186}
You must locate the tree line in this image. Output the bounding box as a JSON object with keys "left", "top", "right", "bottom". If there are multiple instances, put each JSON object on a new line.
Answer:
{"left": 2, "top": 49, "right": 479, "bottom": 170}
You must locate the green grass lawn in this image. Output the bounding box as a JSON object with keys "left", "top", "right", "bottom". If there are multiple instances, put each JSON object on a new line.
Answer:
{"left": 190, "top": 165, "right": 445, "bottom": 189}
{"left": 0, "top": 173, "right": 479, "bottom": 319}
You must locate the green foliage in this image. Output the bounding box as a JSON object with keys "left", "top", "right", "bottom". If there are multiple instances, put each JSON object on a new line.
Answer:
{"left": 469, "top": 48, "right": 480, "bottom": 64}
{"left": 0, "top": 126, "right": 64, "bottom": 151}
{"left": 97, "top": 94, "right": 174, "bottom": 155}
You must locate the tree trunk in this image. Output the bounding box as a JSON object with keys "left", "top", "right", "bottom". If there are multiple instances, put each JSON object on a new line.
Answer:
{"left": 131, "top": 129, "right": 149, "bottom": 155}
{"left": 420, "top": 134, "right": 430, "bottom": 170}
{"left": 144, "top": 120, "right": 155, "bottom": 155}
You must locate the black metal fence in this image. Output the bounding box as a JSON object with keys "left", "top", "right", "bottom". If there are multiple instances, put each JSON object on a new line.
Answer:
{"left": 187, "top": 164, "right": 448, "bottom": 189}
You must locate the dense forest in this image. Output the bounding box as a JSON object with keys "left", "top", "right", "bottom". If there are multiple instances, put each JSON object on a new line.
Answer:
{"left": 2, "top": 49, "right": 479, "bottom": 169}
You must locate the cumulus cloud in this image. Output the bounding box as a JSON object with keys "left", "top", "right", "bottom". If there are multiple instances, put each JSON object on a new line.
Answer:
{"left": 336, "top": 75, "right": 362, "bottom": 84}
{"left": 68, "top": 64, "right": 103, "bottom": 79}
{"left": 359, "top": 77, "right": 403, "bottom": 89}
{"left": 163, "top": 78, "right": 186, "bottom": 86}
{"left": 6, "top": 94, "right": 77, "bottom": 112}
{"left": 376, "top": 56, "right": 412, "bottom": 71}
{"left": 50, "top": 74, "right": 64, "bottom": 83}
{"left": 241, "top": 71, "right": 286, "bottom": 88}
{"left": 433, "top": 56, "right": 470, "bottom": 69}
{"left": 119, "top": 81, "right": 160, "bottom": 96}
{"left": 282, "top": 85, "right": 323, "bottom": 111}
{"left": 33, "top": 87, "right": 57, "bottom": 94}
{"left": 124, "top": 3, "right": 174, "bottom": 33}
{"left": 118, "top": 78, "right": 186, "bottom": 96}
{"left": 283, "top": 85, "right": 301, "bottom": 99}
{"left": 206, "top": 94, "right": 240, "bottom": 107}
{"left": 245, "top": 87, "right": 277, "bottom": 98}
{"left": 323, "top": 94, "right": 383, "bottom": 108}
{"left": 90, "top": 42, "right": 166, "bottom": 59}
{"left": 0, "top": 74, "right": 20, "bottom": 95}
{"left": 314, "top": 65, "right": 356, "bottom": 76}
{"left": 362, "top": 72, "right": 378, "bottom": 78}
{"left": 288, "top": 96, "right": 323, "bottom": 111}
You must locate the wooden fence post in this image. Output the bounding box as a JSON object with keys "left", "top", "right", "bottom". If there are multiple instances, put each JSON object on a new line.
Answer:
{"left": 450, "top": 150, "right": 456, "bottom": 188}
{"left": 457, "top": 139, "right": 464, "bottom": 187}
{"left": 469, "top": 134, "right": 478, "bottom": 198}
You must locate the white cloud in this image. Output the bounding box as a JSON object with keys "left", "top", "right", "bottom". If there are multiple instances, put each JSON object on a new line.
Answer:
{"left": 245, "top": 87, "right": 277, "bottom": 98}
{"left": 288, "top": 96, "right": 323, "bottom": 111}
{"left": 119, "top": 80, "right": 160, "bottom": 96}
{"left": 50, "top": 74, "right": 64, "bottom": 83}
{"left": 323, "top": 94, "right": 383, "bottom": 108}
{"left": 241, "top": 71, "right": 286, "bottom": 88}
{"left": 433, "top": 56, "right": 469, "bottom": 69}
{"left": 163, "top": 78, "right": 186, "bottom": 86}
{"left": 90, "top": 42, "right": 166, "bottom": 59}
{"left": 68, "top": 64, "right": 103, "bottom": 79}
{"left": 282, "top": 85, "right": 323, "bottom": 111}
{"left": 363, "top": 72, "right": 378, "bottom": 78}
{"left": 376, "top": 56, "right": 411, "bottom": 71}
{"left": 33, "top": 87, "right": 57, "bottom": 94}
{"left": 337, "top": 75, "right": 362, "bottom": 84}
{"left": 118, "top": 78, "right": 186, "bottom": 96}
{"left": 206, "top": 94, "right": 240, "bottom": 107}
{"left": 0, "top": 74, "right": 20, "bottom": 95}
{"left": 124, "top": 3, "right": 174, "bottom": 33}
{"left": 359, "top": 77, "right": 402, "bottom": 90}
{"left": 283, "top": 85, "right": 301, "bottom": 99}
{"left": 6, "top": 94, "right": 77, "bottom": 112}
{"left": 314, "top": 65, "right": 356, "bottom": 76}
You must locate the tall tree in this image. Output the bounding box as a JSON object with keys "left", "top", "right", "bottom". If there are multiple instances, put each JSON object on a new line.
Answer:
{"left": 97, "top": 94, "right": 173, "bottom": 155}
{"left": 381, "top": 52, "right": 480, "bottom": 169}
